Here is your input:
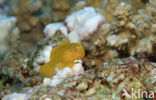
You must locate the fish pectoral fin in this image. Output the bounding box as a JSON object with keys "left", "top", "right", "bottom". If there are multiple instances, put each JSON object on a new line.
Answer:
{"left": 39, "top": 62, "right": 55, "bottom": 78}
{"left": 56, "top": 63, "right": 65, "bottom": 71}
{"left": 50, "top": 46, "right": 59, "bottom": 61}
{"left": 56, "top": 62, "right": 74, "bottom": 70}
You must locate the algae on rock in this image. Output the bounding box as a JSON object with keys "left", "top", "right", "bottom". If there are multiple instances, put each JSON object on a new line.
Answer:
{"left": 3, "top": 57, "right": 156, "bottom": 100}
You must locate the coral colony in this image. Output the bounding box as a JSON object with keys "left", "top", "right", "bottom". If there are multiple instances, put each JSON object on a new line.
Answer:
{"left": 0, "top": 15, "right": 19, "bottom": 52}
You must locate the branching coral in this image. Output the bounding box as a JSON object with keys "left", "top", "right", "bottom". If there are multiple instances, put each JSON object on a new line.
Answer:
{"left": 106, "top": 2, "right": 135, "bottom": 50}
{"left": 74, "top": 0, "right": 146, "bottom": 23}
{"left": 42, "top": 1, "right": 156, "bottom": 67}
{"left": 66, "top": 7, "right": 105, "bottom": 43}
{"left": 0, "top": 14, "right": 19, "bottom": 52}
{"left": 6, "top": 0, "right": 72, "bottom": 48}
{"left": 93, "top": 0, "right": 156, "bottom": 65}
{"left": 4, "top": 0, "right": 147, "bottom": 49}
{"left": 43, "top": 22, "right": 68, "bottom": 38}
{"left": 44, "top": 7, "right": 105, "bottom": 43}
{"left": 111, "top": 1, "right": 156, "bottom": 55}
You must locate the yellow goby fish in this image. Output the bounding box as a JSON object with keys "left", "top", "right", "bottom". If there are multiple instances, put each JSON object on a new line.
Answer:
{"left": 39, "top": 40, "right": 85, "bottom": 78}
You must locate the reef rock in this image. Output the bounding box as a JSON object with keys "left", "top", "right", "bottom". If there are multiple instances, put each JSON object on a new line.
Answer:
{"left": 3, "top": 57, "right": 156, "bottom": 100}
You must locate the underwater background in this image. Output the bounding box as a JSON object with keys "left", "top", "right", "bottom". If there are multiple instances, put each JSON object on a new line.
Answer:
{"left": 0, "top": 0, "right": 156, "bottom": 99}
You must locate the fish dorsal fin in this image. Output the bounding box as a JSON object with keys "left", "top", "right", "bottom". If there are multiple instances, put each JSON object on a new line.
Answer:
{"left": 60, "top": 40, "right": 70, "bottom": 46}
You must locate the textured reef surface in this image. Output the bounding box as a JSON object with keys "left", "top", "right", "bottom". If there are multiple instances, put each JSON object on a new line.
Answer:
{"left": 3, "top": 57, "right": 156, "bottom": 100}
{"left": 1, "top": 0, "right": 156, "bottom": 100}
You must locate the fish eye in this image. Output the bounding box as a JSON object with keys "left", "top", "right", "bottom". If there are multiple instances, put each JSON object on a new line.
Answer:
{"left": 69, "top": 49, "right": 73, "bottom": 54}
{"left": 76, "top": 47, "right": 79, "bottom": 52}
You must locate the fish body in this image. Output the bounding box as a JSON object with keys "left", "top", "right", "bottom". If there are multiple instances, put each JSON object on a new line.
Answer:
{"left": 39, "top": 40, "right": 85, "bottom": 78}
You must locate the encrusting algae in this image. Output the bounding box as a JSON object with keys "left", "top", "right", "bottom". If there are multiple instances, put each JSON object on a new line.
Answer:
{"left": 39, "top": 40, "right": 85, "bottom": 78}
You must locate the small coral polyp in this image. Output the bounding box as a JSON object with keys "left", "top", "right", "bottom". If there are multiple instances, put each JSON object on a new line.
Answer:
{"left": 39, "top": 40, "right": 85, "bottom": 78}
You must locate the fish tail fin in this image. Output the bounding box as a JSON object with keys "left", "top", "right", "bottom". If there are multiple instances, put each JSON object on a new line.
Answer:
{"left": 39, "top": 62, "right": 55, "bottom": 78}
